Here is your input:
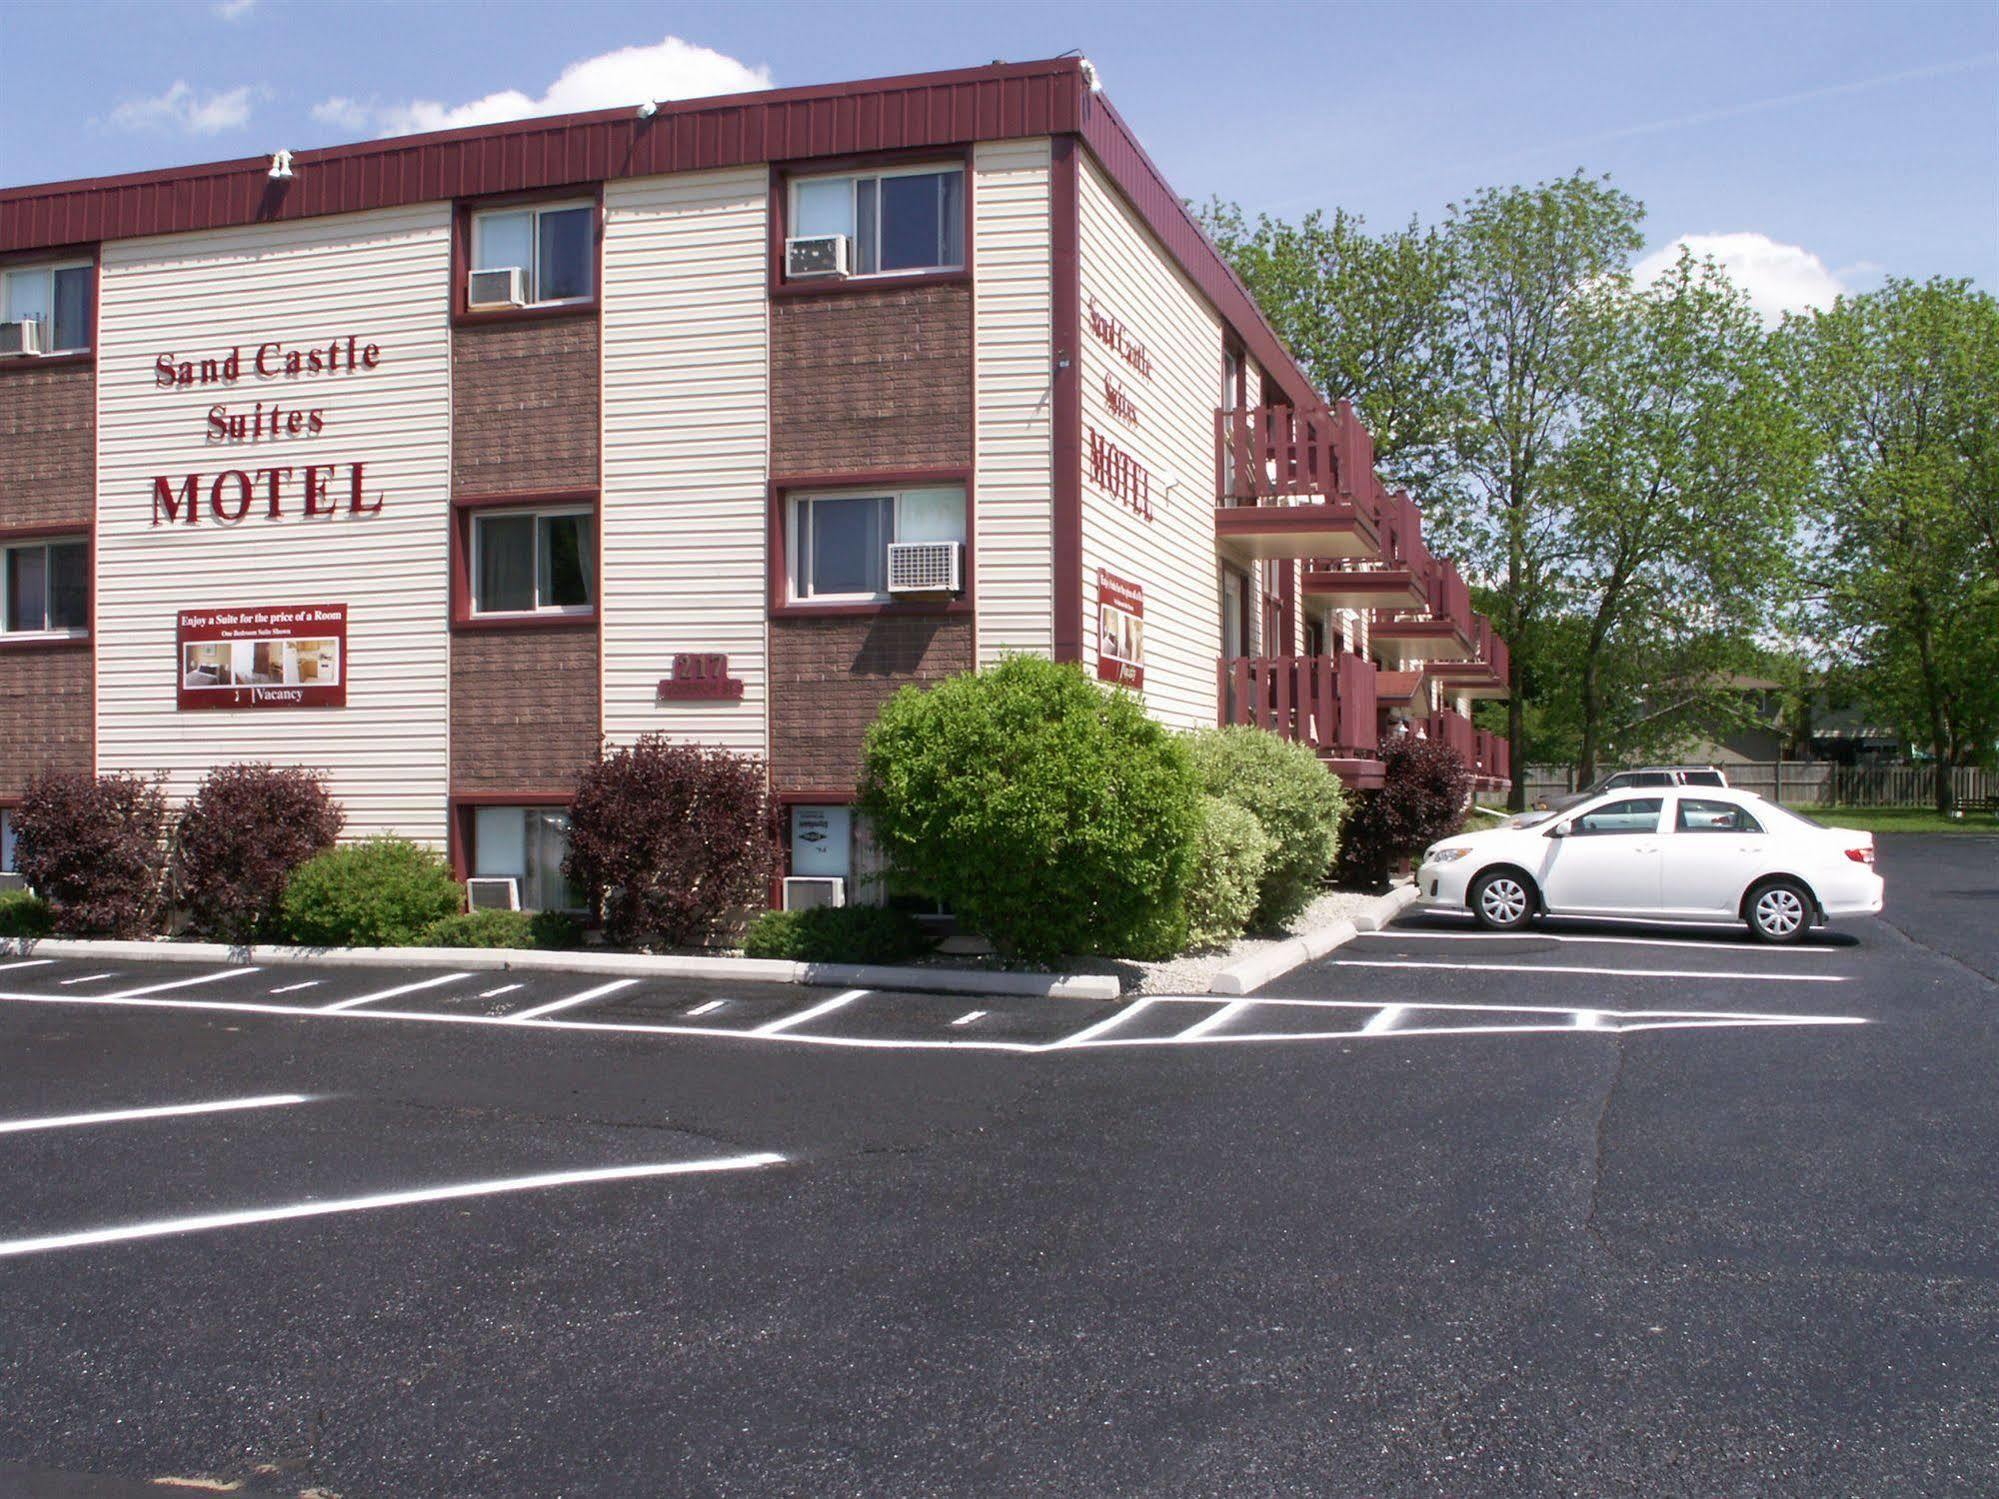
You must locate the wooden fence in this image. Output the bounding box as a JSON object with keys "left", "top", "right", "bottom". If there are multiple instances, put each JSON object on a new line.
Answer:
{"left": 1520, "top": 763, "right": 1995, "bottom": 808}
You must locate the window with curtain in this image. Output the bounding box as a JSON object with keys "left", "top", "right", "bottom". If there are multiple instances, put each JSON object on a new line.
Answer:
{"left": 472, "top": 806, "right": 581, "bottom": 911}
{"left": 787, "top": 166, "right": 964, "bottom": 277}
{"left": 471, "top": 509, "right": 594, "bottom": 615}
{"left": 2, "top": 263, "right": 92, "bottom": 353}
{"left": 788, "top": 487, "right": 965, "bottom": 601}
{"left": 2, "top": 539, "right": 88, "bottom": 634}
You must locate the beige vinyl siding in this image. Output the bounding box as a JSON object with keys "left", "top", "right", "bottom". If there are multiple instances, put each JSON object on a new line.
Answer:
{"left": 1076, "top": 152, "right": 1227, "bottom": 731}
{"left": 971, "top": 137, "right": 1054, "bottom": 663}
{"left": 599, "top": 167, "right": 770, "bottom": 753}
{"left": 95, "top": 205, "right": 452, "bottom": 842}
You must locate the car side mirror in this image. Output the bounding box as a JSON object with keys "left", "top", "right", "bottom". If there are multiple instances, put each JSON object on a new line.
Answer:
{"left": 1545, "top": 822, "right": 1567, "bottom": 839}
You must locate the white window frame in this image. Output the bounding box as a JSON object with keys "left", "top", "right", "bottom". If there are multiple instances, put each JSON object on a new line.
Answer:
{"left": 787, "top": 486, "right": 966, "bottom": 604}
{"left": 1, "top": 535, "right": 89, "bottom": 639}
{"left": 470, "top": 201, "right": 595, "bottom": 308}
{"left": 2, "top": 260, "right": 93, "bottom": 355}
{"left": 1, "top": 808, "right": 17, "bottom": 875}
{"left": 468, "top": 506, "right": 595, "bottom": 618}
{"left": 786, "top": 163, "right": 966, "bottom": 280}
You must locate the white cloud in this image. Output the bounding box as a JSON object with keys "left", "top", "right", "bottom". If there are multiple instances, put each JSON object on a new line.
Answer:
{"left": 106, "top": 80, "right": 264, "bottom": 135}
{"left": 1634, "top": 231, "right": 1848, "bottom": 324}
{"left": 318, "top": 35, "right": 772, "bottom": 139}
{"left": 213, "top": 0, "right": 257, "bottom": 19}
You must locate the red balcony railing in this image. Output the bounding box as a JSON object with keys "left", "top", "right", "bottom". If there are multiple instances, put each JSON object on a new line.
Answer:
{"left": 1215, "top": 405, "right": 1341, "bottom": 504}
{"left": 1219, "top": 652, "right": 1379, "bottom": 757}
{"left": 1474, "top": 728, "right": 1512, "bottom": 782}
{"left": 1427, "top": 559, "right": 1473, "bottom": 641}
{"left": 1427, "top": 708, "right": 1476, "bottom": 764}
{"left": 1489, "top": 633, "right": 1510, "bottom": 689}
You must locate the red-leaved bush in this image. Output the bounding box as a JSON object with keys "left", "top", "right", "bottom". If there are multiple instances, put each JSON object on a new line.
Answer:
{"left": 563, "top": 736, "right": 782, "bottom": 950}
{"left": 12, "top": 771, "right": 171, "bottom": 937}
{"left": 170, "top": 763, "right": 345, "bottom": 942}
{"left": 1336, "top": 731, "right": 1473, "bottom": 891}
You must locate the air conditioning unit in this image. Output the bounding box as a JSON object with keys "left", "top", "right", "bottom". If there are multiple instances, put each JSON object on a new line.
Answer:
{"left": 0, "top": 872, "right": 28, "bottom": 893}
{"left": 887, "top": 541, "right": 963, "bottom": 595}
{"left": 467, "top": 267, "right": 528, "bottom": 310}
{"left": 0, "top": 320, "right": 41, "bottom": 357}
{"left": 785, "top": 234, "right": 850, "bottom": 279}
{"left": 465, "top": 876, "right": 521, "bottom": 911}
{"left": 782, "top": 876, "right": 845, "bottom": 911}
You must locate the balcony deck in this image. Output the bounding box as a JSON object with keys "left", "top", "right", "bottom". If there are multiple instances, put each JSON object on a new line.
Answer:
{"left": 1219, "top": 652, "right": 1385, "bottom": 789}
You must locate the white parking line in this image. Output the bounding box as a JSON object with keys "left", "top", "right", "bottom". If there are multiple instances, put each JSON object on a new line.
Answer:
{"left": 686, "top": 1000, "right": 726, "bottom": 1017}
{"left": 752, "top": 988, "right": 868, "bottom": 1035}
{"left": 318, "top": 973, "right": 469, "bottom": 1012}
{"left": 478, "top": 984, "right": 524, "bottom": 999}
{"left": 1176, "top": 1000, "right": 1248, "bottom": 1040}
{"left": 102, "top": 968, "right": 261, "bottom": 1000}
{"left": 511, "top": 979, "right": 640, "bottom": 1022}
{"left": 268, "top": 981, "right": 321, "bottom": 995}
{"left": 1047, "top": 998, "right": 1155, "bottom": 1049}
{"left": 1365, "top": 927, "right": 1834, "bottom": 955}
{"left": 1361, "top": 1004, "right": 1407, "bottom": 1035}
{"left": 57, "top": 973, "right": 120, "bottom": 986}
{"left": 0, "top": 960, "right": 56, "bottom": 974}
{"left": 1331, "top": 958, "right": 1845, "bottom": 984}
{"left": 0, "top": 1152, "right": 787, "bottom": 1259}
{"left": 0, "top": 1093, "right": 310, "bottom": 1135}
{"left": 951, "top": 1009, "right": 987, "bottom": 1027}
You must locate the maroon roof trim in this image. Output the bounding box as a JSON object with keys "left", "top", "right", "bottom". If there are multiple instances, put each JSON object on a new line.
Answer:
{"left": 0, "top": 59, "right": 1086, "bottom": 252}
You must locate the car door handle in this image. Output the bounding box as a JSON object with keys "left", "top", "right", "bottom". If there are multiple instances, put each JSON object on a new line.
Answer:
{"left": 1633, "top": 845, "right": 1657, "bottom": 854}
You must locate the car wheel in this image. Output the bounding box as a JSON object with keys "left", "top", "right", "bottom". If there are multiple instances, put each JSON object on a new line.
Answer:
{"left": 1470, "top": 869, "right": 1534, "bottom": 931}
{"left": 1747, "top": 879, "right": 1812, "bottom": 944}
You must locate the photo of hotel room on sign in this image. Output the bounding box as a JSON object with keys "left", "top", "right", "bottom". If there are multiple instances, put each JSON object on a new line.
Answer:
{"left": 177, "top": 604, "right": 347, "bottom": 710}
{"left": 1095, "top": 569, "right": 1144, "bottom": 690}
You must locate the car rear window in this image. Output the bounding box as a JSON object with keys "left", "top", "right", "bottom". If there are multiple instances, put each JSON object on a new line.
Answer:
{"left": 1682, "top": 770, "right": 1725, "bottom": 786}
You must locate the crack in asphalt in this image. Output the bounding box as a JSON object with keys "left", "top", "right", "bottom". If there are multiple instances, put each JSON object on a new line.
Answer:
{"left": 1581, "top": 1038, "right": 1629, "bottom": 1259}
{"left": 1880, "top": 913, "right": 1999, "bottom": 990}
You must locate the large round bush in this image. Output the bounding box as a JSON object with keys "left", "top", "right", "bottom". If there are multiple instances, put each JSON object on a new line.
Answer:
{"left": 1336, "top": 731, "right": 1473, "bottom": 891}
{"left": 170, "top": 763, "right": 344, "bottom": 942}
{"left": 1183, "top": 795, "right": 1273, "bottom": 950}
{"left": 11, "top": 770, "right": 170, "bottom": 937}
{"left": 564, "top": 737, "right": 782, "bottom": 950}
{"left": 280, "top": 838, "right": 463, "bottom": 947}
{"left": 860, "top": 655, "right": 1202, "bottom": 964}
{"left": 1187, "top": 726, "right": 1348, "bottom": 928}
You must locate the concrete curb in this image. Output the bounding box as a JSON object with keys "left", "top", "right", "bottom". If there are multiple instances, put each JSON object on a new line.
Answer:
{"left": 0, "top": 937, "right": 1122, "bottom": 1003}
{"left": 1206, "top": 883, "right": 1421, "bottom": 996}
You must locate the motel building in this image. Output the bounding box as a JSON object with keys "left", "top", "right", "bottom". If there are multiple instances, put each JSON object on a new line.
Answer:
{"left": 0, "top": 57, "right": 1509, "bottom": 913}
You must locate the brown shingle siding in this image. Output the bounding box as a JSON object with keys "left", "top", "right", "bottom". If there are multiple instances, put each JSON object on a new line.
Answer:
{"left": 450, "top": 627, "right": 600, "bottom": 791}
{"left": 771, "top": 285, "right": 971, "bottom": 478}
{"left": 0, "top": 644, "right": 92, "bottom": 796}
{"left": 452, "top": 318, "right": 600, "bottom": 495}
{"left": 769, "top": 614, "right": 971, "bottom": 793}
{"left": 0, "top": 363, "right": 95, "bottom": 530}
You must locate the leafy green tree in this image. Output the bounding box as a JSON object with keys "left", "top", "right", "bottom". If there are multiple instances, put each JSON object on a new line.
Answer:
{"left": 1780, "top": 278, "right": 1999, "bottom": 811}
{"left": 1553, "top": 250, "right": 1808, "bottom": 782}
{"left": 1197, "top": 201, "right": 1458, "bottom": 490}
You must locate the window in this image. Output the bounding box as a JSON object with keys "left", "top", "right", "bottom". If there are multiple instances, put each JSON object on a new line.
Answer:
{"left": 1570, "top": 798, "right": 1664, "bottom": 837}
{"left": 790, "top": 166, "right": 964, "bottom": 277}
{"left": 472, "top": 203, "right": 594, "bottom": 305}
{"left": 2, "top": 539, "right": 87, "bottom": 635}
{"left": 2, "top": 262, "right": 92, "bottom": 354}
{"left": 470, "top": 509, "right": 593, "bottom": 615}
{"left": 1676, "top": 798, "right": 1763, "bottom": 834}
{"left": 1680, "top": 769, "right": 1726, "bottom": 787}
{"left": 1, "top": 808, "right": 16, "bottom": 874}
{"left": 788, "top": 486, "right": 965, "bottom": 602}
{"left": 790, "top": 805, "right": 852, "bottom": 880}
{"left": 473, "top": 806, "right": 580, "bottom": 911}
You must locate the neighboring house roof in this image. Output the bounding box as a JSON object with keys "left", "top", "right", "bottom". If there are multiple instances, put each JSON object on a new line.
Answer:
{"left": 1375, "top": 670, "right": 1427, "bottom": 703}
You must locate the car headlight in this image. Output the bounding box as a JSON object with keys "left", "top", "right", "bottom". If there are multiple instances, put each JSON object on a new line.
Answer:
{"left": 1426, "top": 847, "right": 1472, "bottom": 864}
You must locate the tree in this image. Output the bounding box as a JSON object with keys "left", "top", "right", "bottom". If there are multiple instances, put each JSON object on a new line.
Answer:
{"left": 1197, "top": 201, "right": 1459, "bottom": 491}
{"left": 1434, "top": 174, "right": 1646, "bottom": 807}
{"left": 1552, "top": 251, "right": 1808, "bottom": 782}
{"left": 1780, "top": 278, "right": 1999, "bottom": 812}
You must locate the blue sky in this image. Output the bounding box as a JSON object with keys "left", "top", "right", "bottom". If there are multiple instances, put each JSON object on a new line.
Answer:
{"left": 5, "top": 0, "right": 1994, "bottom": 315}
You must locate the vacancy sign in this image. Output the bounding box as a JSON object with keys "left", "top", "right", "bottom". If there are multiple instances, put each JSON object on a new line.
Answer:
{"left": 177, "top": 604, "right": 347, "bottom": 711}
{"left": 1095, "top": 569, "right": 1145, "bottom": 690}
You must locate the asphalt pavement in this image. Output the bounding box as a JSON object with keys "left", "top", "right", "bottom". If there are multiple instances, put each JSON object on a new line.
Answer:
{"left": 0, "top": 833, "right": 1993, "bottom": 1497}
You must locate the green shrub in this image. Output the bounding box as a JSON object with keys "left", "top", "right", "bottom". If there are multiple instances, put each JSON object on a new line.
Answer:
{"left": 1187, "top": 725, "right": 1348, "bottom": 928}
{"left": 419, "top": 908, "right": 582, "bottom": 950}
{"left": 740, "top": 905, "right": 930, "bottom": 964}
{"left": 280, "top": 838, "right": 463, "bottom": 948}
{"left": 1183, "top": 796, "right": 1273, "bottom": 949}
{"left": 860, "top": 656, "right": 1202, "bottom": 964}
{"left": 0, "top": 889, "right": 54, "bottom": 940}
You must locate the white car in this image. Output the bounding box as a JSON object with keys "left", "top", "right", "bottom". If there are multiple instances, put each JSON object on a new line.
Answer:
{"left": 1418, "top": 787, "right": 1884, "bottom": 943}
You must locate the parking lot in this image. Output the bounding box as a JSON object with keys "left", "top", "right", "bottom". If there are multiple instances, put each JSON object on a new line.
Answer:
{"left": 1, "top": 833, "right": 1994, "bottom": 1496}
